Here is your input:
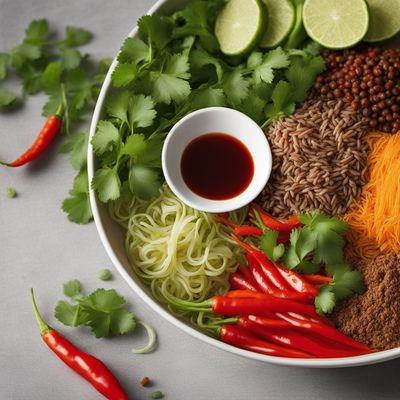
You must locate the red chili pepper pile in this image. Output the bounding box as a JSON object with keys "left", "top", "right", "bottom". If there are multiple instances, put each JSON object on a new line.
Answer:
{"left": 169, "top": 206, "right": 374, "bottom": 359}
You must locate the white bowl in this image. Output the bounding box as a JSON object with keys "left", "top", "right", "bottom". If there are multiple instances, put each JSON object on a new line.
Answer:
{"left": 87, "top": 0, "right": 400, "bottom": 368}
{"left": 162, "top": 107, "right": 272, "bottom": 213}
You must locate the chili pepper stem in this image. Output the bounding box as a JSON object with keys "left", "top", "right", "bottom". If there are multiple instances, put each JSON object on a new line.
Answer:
{"left": 30, "top": 288, "right": 52, "bottom": 336}
{"left": 55, "top": 103, "right": 64, "bottom": 119}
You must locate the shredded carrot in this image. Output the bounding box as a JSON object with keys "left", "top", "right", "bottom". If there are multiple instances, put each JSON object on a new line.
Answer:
{"left": 344, "top": 132, "right": 400, "bottom": 261}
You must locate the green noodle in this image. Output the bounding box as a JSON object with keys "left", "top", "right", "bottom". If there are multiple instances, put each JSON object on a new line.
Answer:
{"left": 109, "top": 185, "right": 246, "bottom": 324}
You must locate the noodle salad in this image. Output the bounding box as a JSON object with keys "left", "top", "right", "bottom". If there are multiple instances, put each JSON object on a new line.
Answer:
{"left": 88, "top": 0, "right": 400, "bottom": 358}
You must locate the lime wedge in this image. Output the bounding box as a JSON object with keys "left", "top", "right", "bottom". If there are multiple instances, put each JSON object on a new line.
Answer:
{"left": 364, "top": 0, "right": 400, "bottom": 42}
{"left": 303, "top": 0, "right": 370, "bottom": 49}
{"left": 215, "top": 0, "right": 267, "bottom": 56}
{"left": 260, "top": 0, "right": 295, "bottom": 48}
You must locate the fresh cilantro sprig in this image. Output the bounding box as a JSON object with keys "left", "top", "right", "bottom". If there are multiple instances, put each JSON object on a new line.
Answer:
{"left": 261, "top": 211, "right": 366, "bottom": 314}
{"left": 1, "top": 19, "right": 112, "bottom": 224}
{"left": 55, "top": 280, "right": 136, "bottom": 338}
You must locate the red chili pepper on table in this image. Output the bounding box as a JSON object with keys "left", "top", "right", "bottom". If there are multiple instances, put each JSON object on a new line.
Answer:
{"left": 1, "top": 104, "right": 63, "bottom": 167}
{"left": 246, "top": 254, "right": 314, "bottom": 303}
{"left": 219, "top": 324, "right": 312, "bottom": 358}
{"left": 239, "top": 317, "right": 371, "bottom": 358}
{"left": 30, "top": 289, "right": 129, "bottom": 400}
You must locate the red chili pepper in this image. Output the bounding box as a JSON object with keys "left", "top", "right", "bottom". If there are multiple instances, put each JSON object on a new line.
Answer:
{"left": 229, "top": 273, "right": 259, "bottom": 292}
{"left": 238, "top": 317, "right": 370, "bottom": 358}
{"left": 226, "top": 287, "right": 313, "bottom": 304}
{"left": 234, "top": 226, "right": 263, "bottom": 236}
{"left": 250, "top": 205, "right": 303, "bottom": 232}
{"left": 211, "top": 295, "right": 317, "bottom": 318}
{"left": 302, "top": 274, "right": 333, "bottom": 285}
{"left": 237, "top": 263, "right": 261, "bottom": 291}
{"left": 275, "top": 263, "right": 319, "bottom": 296}
{"left": 216, "top": 215, "right": 263, "bottom": 236}
{"left": 219, "top": 324, "right": 312, "bottom": 358}
{"left": 246, "top": 254, "right": 313, "bottom": 303}
{"left": 231, "top": 234, "right": 290, "bottom": 291}
{"left": 276, "top": 312, "right": 373, "bottom": 352}
{"left": 30, "top": 289, "right": 129, "bottom": 400}
{"left": 2, "top": 105, "right": 63, "bottom": 167}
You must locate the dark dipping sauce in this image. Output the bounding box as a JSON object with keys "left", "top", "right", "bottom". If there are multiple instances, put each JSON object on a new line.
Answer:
{"left": 181, "top": 133, "right": 254, "bottom": 200}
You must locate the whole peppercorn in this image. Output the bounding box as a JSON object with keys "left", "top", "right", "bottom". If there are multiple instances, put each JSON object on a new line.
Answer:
{"left": 313, "top": 45, "right": 400, "bottom": 133}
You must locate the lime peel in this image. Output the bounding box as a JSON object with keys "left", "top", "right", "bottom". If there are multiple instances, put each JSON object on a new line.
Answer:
{"left": 260, "top": 0, "right": 295, "bottom": 48}
{"left": 215, "top": 0, "right": 267, "bottom": 56}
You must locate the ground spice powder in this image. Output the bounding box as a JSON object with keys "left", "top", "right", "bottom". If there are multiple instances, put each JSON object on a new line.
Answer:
{"left": 330, "top": 252, "right": 400, "bottom": 351}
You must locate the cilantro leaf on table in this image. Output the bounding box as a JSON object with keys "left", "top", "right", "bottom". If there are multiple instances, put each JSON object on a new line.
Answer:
{"left": 25, "top": 19, "right": 49, "bottom": 43}
{"left": 0, "top": 87, "right": 18, "bottom": 108}
{"left": 0, "top": 53, "right": 8, "bottom": 80}
{"left": 62, "top": 169, "right": 92, "bottom": 224}
{"left": 61, "top": 47, "right": 82, "bottom": 70}
{"left": 60, "top": 131, "right": 89, "bottom": 170}
{"left": 63, "top": 26, "right": 92, "bottom": 47}
{"left": 55, "top": 285, "right": 136, "bottom": 338}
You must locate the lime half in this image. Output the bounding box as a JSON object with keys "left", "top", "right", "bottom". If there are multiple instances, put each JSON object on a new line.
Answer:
{"left": 215, "top": 0, "right": 266, "bottom": 56}
{"left": 364, "top": 0, "right": 400, "bottom": 42}
{"left": 260, "top": 0, "right": 295, "bottom": 48}
{"left": 303, "top": 0, "right": 370, "bottom": 49}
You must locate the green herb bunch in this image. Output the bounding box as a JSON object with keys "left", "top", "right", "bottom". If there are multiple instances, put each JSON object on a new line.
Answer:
{"left": 91, "top": 0, "right": 325, "bottom": 205}
{"left": 0, "top": 19, "right": 111, "bottom": 224}
{"left": 259, "top": 211, "right": 365, "bottom": 314}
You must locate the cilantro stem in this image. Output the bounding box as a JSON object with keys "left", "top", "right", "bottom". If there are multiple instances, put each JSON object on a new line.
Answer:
{"left": 61, "top": 83, "right": 70, "bottom": 136}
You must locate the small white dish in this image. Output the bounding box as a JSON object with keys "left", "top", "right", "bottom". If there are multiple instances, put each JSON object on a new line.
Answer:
{"left": 162, "top": 107, "right": 272, "bottom": 213}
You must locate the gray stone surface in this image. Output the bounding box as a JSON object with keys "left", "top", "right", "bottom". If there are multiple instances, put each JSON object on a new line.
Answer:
{"left": 1, "top": 0, "right": 400, "bottom": 399}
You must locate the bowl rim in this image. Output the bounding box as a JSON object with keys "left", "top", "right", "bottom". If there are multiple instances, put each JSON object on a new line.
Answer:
{"left": 87, "top": 0, "right": 400, "bottom": 368}
{"left": 161, "top": 106, "right": 272, "bottom": 213}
